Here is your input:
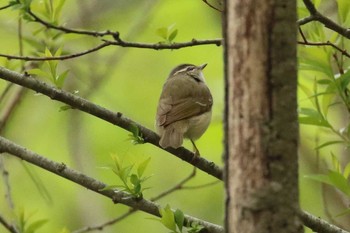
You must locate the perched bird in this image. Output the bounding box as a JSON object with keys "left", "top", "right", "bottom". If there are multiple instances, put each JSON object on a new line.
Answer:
{"left": 156, "top": 63, "right": 213, "bottom": 156}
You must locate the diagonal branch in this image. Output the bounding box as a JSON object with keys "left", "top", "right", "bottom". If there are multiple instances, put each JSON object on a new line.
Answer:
{"left": 0, "top": 66, "right": 223, "bottom": 180}
{"left": 0, "top": 136, "right": 224, "bottom": 233}
{"left": 0, "top": 214, "right": 18, "bottom": 233}
{"left": 298, "top": 0, "right": 350, "bottom": 39}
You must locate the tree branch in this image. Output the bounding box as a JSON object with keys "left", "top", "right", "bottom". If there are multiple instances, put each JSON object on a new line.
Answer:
{"left": 0, "top": 66, "right": 223, "bottom": 180}
{"left": 299, "top": 0, "right": 350, "bottom": 39}
{"left": 0, "top": 42, "right": 112, "bottom": 61}
{"left": 0, "top": 136, "right": 224, "bottom": 233}
{"left": 299, "top": 210, "right": 350, "bottom": 233}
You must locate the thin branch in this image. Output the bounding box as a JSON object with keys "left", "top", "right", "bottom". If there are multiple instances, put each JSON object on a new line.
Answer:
{"left": 0, "top": 214, "right": 18, "bottom": 233}
{"left": 0, "top": 136, "right": 224, "bottom": 233}
{"left": 0, "top": 66, "right": 223, "bottom": 180}
{"left": 299, "top": 0, "right": 350, "bottom": 39}
{"left": 0, "top": 157, "right": 14, "bottom": 209}
{"left": 0, "top": 42, "right": 112, "bottom": 61}
{"left": 27, "top": 9, "right": 113, "bottom": 37}
{"left": 297, "top": 40, "right": 350, "bottom": 58}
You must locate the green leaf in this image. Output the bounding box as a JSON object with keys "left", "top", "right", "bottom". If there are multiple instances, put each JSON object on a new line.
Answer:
{"left": 340, "top": 70, "right": 350, "bottom": 91}
{"left": 59, "top": 105, "right": 73, "bottom": 112}
{"left": 55, "top": 69, "right": 69, "bottom": 88}
{"left": 314, "top": 141, "right": 344, "bottom": 150}
{"left": 298, "top": 116, "right": 330, "bottom": 127}
{"left": 317, "top": 79, "right": 332, "bottom": 85}
{"left": 304, "top": 174, "right": 332, "bottom": 185}
{"left": 343, "top": 162, "right": 350, "bottom": 179}
{"left": 26, "top": 219, "right": 48, "bottom": 233}
{"left": 130, "top": 174, "right": 140, "bottom": 186}
{"left": 27, "top": 68, "right": 51, "bottom": 80}
{"left": 337, "top": 0, "right": 350, "bottom": 24}
{"left": 174, "top": 209, "right": 184, "bottom": 232}
{"left": 156, "top": 27, "right": 168, "bottom": 40}
{"left": 168, "top": 29, "right": 178, "bottom": 42}
{"left": 328, "top": 170, "right": 350, "bottom": 196}
{"left": 137, "top": 157, "right": 151, "bottom": 178}
{"left": 159, "top": 205, "right": 176, "bottom": 232}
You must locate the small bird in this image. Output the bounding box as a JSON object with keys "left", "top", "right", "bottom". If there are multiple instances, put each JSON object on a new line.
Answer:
{"left": 156, "top": 63, "right": 213, "bottom": 156}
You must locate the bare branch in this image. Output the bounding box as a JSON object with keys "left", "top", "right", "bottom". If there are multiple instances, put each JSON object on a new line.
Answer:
{"left": 299, "top": 0, "right": 350, "bottom": 39}
{"left": 0, "top": 42, "right": 112, "bottom": 61}
{"left": 0, "top": 136, "right": 224, "bottom": 233}
{"left": 0, "top": 66, "right": 223, "bottom": 180}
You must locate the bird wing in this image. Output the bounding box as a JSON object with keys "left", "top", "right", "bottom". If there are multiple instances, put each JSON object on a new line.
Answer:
{"left": 156, "top": 78, "right": 212, "bottom": 127}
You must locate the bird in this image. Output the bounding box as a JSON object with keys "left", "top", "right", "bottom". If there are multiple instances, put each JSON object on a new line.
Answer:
{"left": 156, "top": 63, "right": 213, "bottom": 156}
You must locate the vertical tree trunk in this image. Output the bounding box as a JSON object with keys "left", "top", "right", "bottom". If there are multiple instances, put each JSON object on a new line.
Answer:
{"left": 224, "top": 1, "right": 303, "bottom": 233}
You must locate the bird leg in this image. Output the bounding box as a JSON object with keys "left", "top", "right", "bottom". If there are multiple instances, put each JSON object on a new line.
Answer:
{"left": 190, "top": 139, "right": 200, "bottom": 161}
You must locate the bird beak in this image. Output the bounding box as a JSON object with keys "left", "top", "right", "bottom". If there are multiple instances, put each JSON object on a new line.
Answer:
{"left": 199, "top": 63, "right": 207, "bottom": 70}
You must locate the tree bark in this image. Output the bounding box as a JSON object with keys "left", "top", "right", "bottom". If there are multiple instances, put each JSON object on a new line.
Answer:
{"left": 224, "top": 1, "right": 303, "bottom": 232}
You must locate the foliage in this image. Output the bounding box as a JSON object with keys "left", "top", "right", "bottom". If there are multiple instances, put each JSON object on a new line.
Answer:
{"left": 27, "top": 47, "right": 69, "bottom": 88}
{"left": 128, "top": 123, "right": 145, "bottom": 145}
{"left": 298, "top": 0, "right": 350, "bottom": 220}
{"left": 157, "top": 205, "right": 203, "bottom": 233}
{"left": 14, "top": 208, "right": 48, "bottom": 233}
{"left": 101, "top": 155, "right": 152, "bottom": 199}
{"left": 156, "top": 24, "right": 178, "bottom": 44}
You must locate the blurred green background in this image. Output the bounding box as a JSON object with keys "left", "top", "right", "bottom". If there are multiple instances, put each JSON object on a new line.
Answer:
{"left": 0, "top": 0, "right": 224, "bottom": 232}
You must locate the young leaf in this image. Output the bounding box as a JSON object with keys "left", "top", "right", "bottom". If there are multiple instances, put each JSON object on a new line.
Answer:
{"left": 343, "top": 162, "right": 350, "bottom": 179}
{"left": 168, "top": 29, "right": 178, "bottom": 42}
{"left": 156, "top": 27, "right": 168, "bottom": 40}
{"left": 25, "top": 219, "right": 48, "bottom": 233}
{"left": 55, "top": 69, "right": 69, "bottom": 88}
{"left": 314, "top": 140, "right": 344, "bottom": 150}
{"left": 159, "top": 205, "right": 177, "bottom": 232}
{"left": 174, "top": 209, "right": 185, "bottom": 232}
{"left": 328, "top": 170, "right": 350, "bottom": 196}
{"left": 137, "top": 157, "right": 151, "bottom": 178}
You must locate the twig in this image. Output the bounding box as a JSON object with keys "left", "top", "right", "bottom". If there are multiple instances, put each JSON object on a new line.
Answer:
{"left": 0, "top": 42, "right": 112, "bottom": 61}
{"left": 0, "top": 136, "right": 224, "bottom": 233}
{"left": 0, "top": 214, "right": 18, "bottom": 233}
{"left": 297, "top": 40, "right": 350, "bottom": 58}
{"left": 299, "top": 0, "right": 350, "bottom": 39}
{"left": 27, "top": 9, "right": 113, "bottom": 37}
{"left": 0, "top": 66, "right": 223, "bottom": 180}
{"left": 0, "top": 157, "right": 14, "bottom": 209}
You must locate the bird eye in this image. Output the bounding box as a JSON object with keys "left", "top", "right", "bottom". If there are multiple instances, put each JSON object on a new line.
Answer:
{"left": 186, "top": 66, "right": 195, "bottom": 71}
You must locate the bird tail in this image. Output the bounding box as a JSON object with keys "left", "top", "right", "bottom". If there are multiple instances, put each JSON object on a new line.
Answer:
{"left": 159, "top": 125, "right": 183, "bottom": 149}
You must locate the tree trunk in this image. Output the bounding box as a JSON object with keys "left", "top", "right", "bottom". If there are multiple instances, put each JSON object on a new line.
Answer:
{"left": 224, "top": 1, "right": 303, "bottom": 232}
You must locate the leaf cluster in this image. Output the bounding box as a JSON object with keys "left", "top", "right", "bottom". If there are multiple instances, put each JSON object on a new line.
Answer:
{"left": 157, "top": 204, "right": 203, "bottom": 233}
{"left": 102, "top": 155, "right": 152, "bottom": 199}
